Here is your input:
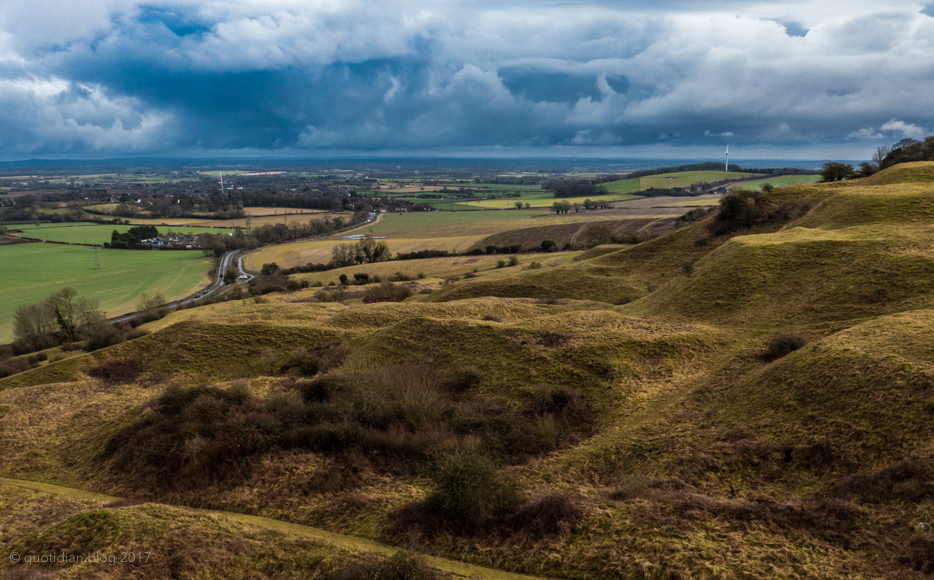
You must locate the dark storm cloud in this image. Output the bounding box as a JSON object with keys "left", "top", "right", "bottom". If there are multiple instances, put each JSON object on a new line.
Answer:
{"left": 0, "top": 0, "right": 932, "bottom": 157}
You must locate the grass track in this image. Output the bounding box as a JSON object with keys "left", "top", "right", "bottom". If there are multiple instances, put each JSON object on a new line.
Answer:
{"left": 0, "top": 477, "right": 548, "bottom": 580}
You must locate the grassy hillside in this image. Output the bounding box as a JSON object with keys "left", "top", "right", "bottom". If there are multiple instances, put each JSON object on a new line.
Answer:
{"left": 4, "top": 162, "right": 934, "bottom": 579}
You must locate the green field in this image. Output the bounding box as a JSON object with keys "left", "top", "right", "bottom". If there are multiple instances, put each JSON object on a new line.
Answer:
{"left": 17, "top": 224, "right": 233, "bottom": 245}
{"left": 602, "top": 178, "right": 640, "bottom": 193}
{"left": 640, "top": 170, "right": 762, "bottom": 189}
{"left": 730, "top": 174, "right": 822, "bottom": 190}
{"left": 0, "top": 244, "right": 211, "bottom": 342}
{"left": 602, "top": 170, "right": 764, "bottom": 193}
{"left": 2, "top": 222, "right": 98, "bottom": 230}
{"left": 372, "top": 180, "right": 637, "bottom": 211}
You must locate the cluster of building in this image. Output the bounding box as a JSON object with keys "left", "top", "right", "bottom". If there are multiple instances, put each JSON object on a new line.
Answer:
{"left": 138, "top": 234, "right": 203, "bottom": 249}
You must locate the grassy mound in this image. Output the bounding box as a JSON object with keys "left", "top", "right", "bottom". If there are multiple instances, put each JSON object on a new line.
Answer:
{"left": 0, "top": 500, "right": 451, "bottom": 580}
{"left": 630, "top": 225, "right": 934, "bottom": 327}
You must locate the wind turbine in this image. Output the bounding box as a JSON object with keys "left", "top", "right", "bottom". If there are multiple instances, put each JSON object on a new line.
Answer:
{"left": 219, "top": 171, "right": 224, "bottom": 191}
{"left": 725, "top": 145, "right": 729, "bottom": 172}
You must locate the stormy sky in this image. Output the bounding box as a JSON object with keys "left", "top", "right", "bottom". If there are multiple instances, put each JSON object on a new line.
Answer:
{"left": 0, "top": 0, "right": 932, "bottom": 159}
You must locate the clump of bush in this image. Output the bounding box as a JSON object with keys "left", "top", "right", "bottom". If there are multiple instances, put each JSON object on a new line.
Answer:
{"left": 362, "top": 282, "right": 413, "bottom": 303}
{"left": 323, "top": 552, "right": 437, "bottom": 580}
{"left": 315, "top": 288, "right": 345, "bottom": 302}
{"left": 87, "top": 358, "right": 143, "bottom": 384}
{"left": 426, "top": 441, "right": 519, "bottom": 528}
{"left": 676, "top": 207, "right": 710, "bottom": 227}
{"left": 761, "top": 330, "right": 806, "bottom": 362}
{"left": 103, "top": 362, "right": 594, "bottom": 490}
{"left": 708, "top": 190, "right": 810, "bottom": 237}
{"left": 0, "top": 356, "right": 35, "bottom": 378}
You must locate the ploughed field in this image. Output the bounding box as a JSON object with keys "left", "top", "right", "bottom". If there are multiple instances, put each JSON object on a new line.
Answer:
{"left": 5, "top": 163, "right": 934, "bottom": 579}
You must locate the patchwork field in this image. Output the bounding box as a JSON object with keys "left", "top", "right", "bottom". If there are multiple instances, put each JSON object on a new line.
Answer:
{"left": 245, "top": 207, "right": 676, "bottom": 270}
{"left": 83, "top": 205, "right": 334, "bottom": 229}
{"left": 17, "top": 224, "right": 233, "bottom": 245}
{"left": 731, "top": 174, "right": 823, "bottom": 190}
{"left": 0, "top": 244, "right": 210, "bottom": 342}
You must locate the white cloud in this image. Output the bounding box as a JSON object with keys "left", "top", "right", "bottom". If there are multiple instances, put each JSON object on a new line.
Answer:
{"left": 880, "top": 118, "right": 925, "bottom": 138}
{"left": 0, "top": 76, "right": 173, "bottom": 152}
{"left": 848, "top": 127, "right": 885, "bottom": 139}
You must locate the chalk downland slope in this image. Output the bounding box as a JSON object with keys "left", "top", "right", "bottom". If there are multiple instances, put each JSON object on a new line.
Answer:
{"left": 3, "top": 163, "right": 934, "bottom": 579}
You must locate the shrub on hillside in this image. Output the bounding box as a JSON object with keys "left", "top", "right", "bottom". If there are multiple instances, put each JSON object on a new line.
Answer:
{"left": 0, "top": 356, "right": 32, "bottom": 378}
{"left": 708, "top": 190, "right": 810, "bottom": 237}
{"left": 322, "top": 552, "right": 437, "bottom": 580}
{"left": 87, "top": 358, "right": 142, "bottom": 384}
{"left": 103, "top": 361, "right": 595, "bottom": 489}
{"left": 426, "top": 441, "right": 519, "bottom": 528}
{"left": 676, "top": 207, "right": 710, "bottom": 227}
{"left": 362, "top": 282, "right": 412, "bottom": 303}
{"left": 506, "top": 493, "right": 584, "bottom": 537}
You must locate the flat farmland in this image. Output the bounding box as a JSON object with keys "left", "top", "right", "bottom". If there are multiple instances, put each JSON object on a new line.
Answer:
{"left": 0, "top": 244, "right": 211, "bottom": 342}
{"left": 19, "top": 224, "right": 233, "bottom": 245}
{"left": 246, "top": 206, "right": 677, "bottom": 270}
{"left": 603, "top": 178, "right": 640, "bottom": 193}
{"left": 361, "top": 210, "right": 657, "bottom": 238}
{"left": 245, "top": 235, "right": 488, "bottom": 270}
{"left": 731, "top": 175, "right": 822, "bottom": 190}
{"left": 602, "top": 170, "right": 763, "bottom": 193}
{"left": 133, "top": 212, "right": 335, "bottom": 229}
{"left": 242, "top": 207, "right": 326, "bottom": 216}
{"left": 639, "top": 170, "right": 761, "bottom": 189}
{"left": 456, "top": 193, "right": 639, "bottom": 209}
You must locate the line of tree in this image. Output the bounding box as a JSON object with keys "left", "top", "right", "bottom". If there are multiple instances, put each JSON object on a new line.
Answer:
{"left": 543, "top": 179, "right": 609, "bottom": 198}
{"left": 109, "top": 225, "right": 160, "bottom": 248}
{"left": 13, "top": 288, "right": 105, "bottom": 352}
{"left": 818, "top": 136, "right": 934, "bottom": 183}
{"left": 329, "top": 237, "right": 391, "bottom": 267}
{"left": 200, "top": 209, "right": 371, "bottom": 257}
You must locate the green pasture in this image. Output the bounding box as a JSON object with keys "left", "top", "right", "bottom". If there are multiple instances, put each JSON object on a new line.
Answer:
{"left": 602, "top": 178, "right": 640, "bottom": 193}
{"left": 639, "top": 170, "right": 762, "bottom": 189}
{"left": 730, "top": 174, "right": 822, "bottom": 190}
{"left": 603, "top": 171, "right": 764, "bottom": 193}
{"left": 18, "top": 224, "right": 233, "bottom": 245}
{"left": 3, "top": 222, "right": 97, "bottom": 230}
{"left": 0, "top": 244, "right": 211, "bottom": 342}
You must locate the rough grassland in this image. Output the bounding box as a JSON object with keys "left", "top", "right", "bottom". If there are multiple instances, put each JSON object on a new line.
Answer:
{"left": 0, "top": 244, "right": 210, "bottom": 342}
{"left": 6, "top": 163, "right": 934, "bottom": 579}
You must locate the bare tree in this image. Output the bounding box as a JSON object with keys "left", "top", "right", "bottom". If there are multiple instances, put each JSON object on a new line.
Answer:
{"left": 872, "top": 145, "right": 891, "bottom": 168}
{"left": 13, "top": 303, "right": 57, "bottom": 351}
